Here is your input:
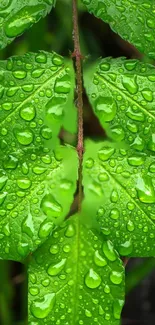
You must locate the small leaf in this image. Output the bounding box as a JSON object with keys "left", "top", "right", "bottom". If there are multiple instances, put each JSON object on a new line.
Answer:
{"left": 0, "top": 51, "right": 73, "bottom": 152}
{"left": 82, "top": 0, "right": 155, "bottom": 58}
{"left": 84, "top": 58, "right": 155, "bottom": 151}
{"left": 82, "top": 140, "right": 155, "bottom": 257}
{"left": 28, "top": 214, "right": 125, "bottom": 324}
{"left": 0, "top": 0, "right": 56, "bottom": 49}
{"left": 0, "top": 145, "right": 78, "bottom": 261}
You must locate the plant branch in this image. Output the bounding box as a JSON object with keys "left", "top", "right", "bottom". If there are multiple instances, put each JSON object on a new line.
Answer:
{"left": 72, "top": 0, "right": 84, "bottom": 211}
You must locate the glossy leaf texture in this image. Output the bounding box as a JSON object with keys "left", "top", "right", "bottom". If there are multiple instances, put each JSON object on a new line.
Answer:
{"left": 0, "top": 145, "right": 78, "bottom": 261}
{"left": 62, "top": 59, "right": 77, "bottom": 134}
{"left": 82, "top": 140, "right": 155, "bottom": 257}
{"left": 84, "top": 57, "right": 155, "bottom": 151}
{"left": 82, "top": 0, "right": 155, "bottom": 59}
{"left": 0, "top": 51, "right": 74, "bottom": 152}
{"left": 28, "top": 214, "right": 125, "bottom": 324}
{"left": 0, "top": 0, "right": 56, "bottom": 49}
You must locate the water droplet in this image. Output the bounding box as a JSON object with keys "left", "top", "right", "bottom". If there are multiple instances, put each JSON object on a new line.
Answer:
{"left": 17, "top": 242, "right": 29, "bottom": 257}
{"left": 2, "top": 102, "right": 13, "bottom": 111}
{"left": 100, "top": 62, "right": 110, "bottom": 71}
{"left": 20, "top": 105, "right": 35, "bottom": 121}
{"left": 35, "top": 52, "right": 47, "bottom": 63}
{"left": 38, "top": 220, "right": 54, "bottom": 238}
{"left": 30, "top": 293, "right": 55, "bottom": 319}
{"left": 110, "top": 271, "right": 123, "bottom": 284}
{"left": 5, "top": 5, "right": 46, "bottom": 37}
{"left": 110, "top": 208, "right": 120, "bottom": 220}
{"left": 41, "top": 194, "right": 62, "bottom": 218}
{"left": 41, "top": 126, "right": 52, "bottom": 139}
{"left": 21, "top": 162, "right": 29, "bottom": 175}
{"left": 142, "top": 89, "right": 153, "bottom": 102}
{"left": 118, "top": 239, "right": 133, "bottom": 255}
{"left": 128, "top": 156, "right": 145, "bottom": 166}
{"left": 98, "top": 147, "right": 115, "bottom": 161}
{"left": 33, "top": 166, "right": 46, "bottom": 175}
{"left": 126, "top": 107, "right": 145, "bottom": 122}
{"left": 127, "top": 220, "right": 135, "bottom": 232}
{"left": 122, "top": 75, "right": 138, "bottom": 94}
{"left": 54, "top": 75, "right": 70, "bottom": 94}
{"left": 124, "top": 60, "right": 137, "bottom": 71}
{"left": 148, "top": 134, "right": 155, "bottom": 152}
{"left": 22, "top": 213, "right": 34, "bottom": 237}
{"left": 85, "top": 269, "right": 101, "bottom": 289}
{"left": 14, "top": 129, "right": 33, "bottom": 145}
{"left": 52, "top": 54, "right": 63, "bottom": 66}
{"left": 85, "top": 309, "right": 92, "bottom": 317}
{"left": 46, "top": 96, "right": 66, "bottom": 119}
{"left": 31, "top": 69, "right": 44, "bottom": 78}
{"left": 102, "top": 241, "right": 117, "bottom": 261}
{"left": 95, "top": 96, "right": 116, "bottom": 122}
{"left": 136, "top": 175, "right": 155, "bottom": 203}
{"left": 110, "top": 190, "right": 118, "bottom": 203}
{"left": 50, "top": 244, "right": 59, "bottom": 254}
{"left": 17, "top": 178, "right": 31, "bottom": 190}
{"left": 0, "top": 192, "right": 7, "bottom": 205}
{"left": 65, "top": 224, "right": 75, "bottom": 237}
{"left": 113, "top": 299, "right": 124, "bottom": 320}
{"left": 3, "top": 155, "right": 18, "bottom": 169}
{"left": 94, "top": 250, "right": 107, "bottom": 267}
{"left": 47, "top": 258, "right": 66, "bottom": 276}
{"left": 0, "top": 170, "right": 8, "bottom": 190}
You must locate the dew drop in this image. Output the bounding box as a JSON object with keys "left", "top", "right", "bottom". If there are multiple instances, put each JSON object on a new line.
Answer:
{"left": 94, "top": 250, "right": 107, "bottom": 267}
{"left": 85, "top": 269, "right": 101, "bottom": 289}
{"left": 47, "top": 258, "right": 66, "bottom": 276}
{"left": 110, "top": 208, "right": 120, "bottom": 220}
{"left": 30, "top": 293, "right": 55, "bottom": 319}
{"left": 14, "top": 129, "right": 33, "bottom": 145}
{"left": 98, "top": 147, "right": 115, "bottom": 161}
{"left": 118, "top": 239, "right": 133, "bottom": 255}
{"left": 38, "top": 220, "right": 54, "bottom": 238}
{"left": 20, "top": 105, "right": 36, "bottom": 121}
{"left": 102, "top": 241, "right": 117, "bottom": 261}
{"left": 95, "top": 96, "right": 116, "bottom": 122}
{"left": 65, "top": 224, "right": 75, "bottom": 237}
{"left": 110, "top": 271, "right": 123, "bottom": 284}
{"left": 41, "top": 194, "right": 62, "bottom": 218}
{"left": 5, "top": 5, "right": 46, "bottom": 37}
{"left": 113, "top": 299, "right": 124, "bottom": 320}
{"left": 3, "top": 155, "right": 18, "bottom": 169}
{"left": 0, "top": 170, "right": 8, "bottom": 190}
{"left": 54, "top": 75, "right": 70, "bottom": 94}
{"left": 17, "top": 178, "right": 31, "bottom": 190}
{"left": 136, "top": 175, "right": 155, "bottom": 203}
{"left": 22, "top": 213, "right": 34, "bottom": 237}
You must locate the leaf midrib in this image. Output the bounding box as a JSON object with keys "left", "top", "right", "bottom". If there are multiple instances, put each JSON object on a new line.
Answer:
{"left": 96, "top": 72, "right": 155, "bottom": 120}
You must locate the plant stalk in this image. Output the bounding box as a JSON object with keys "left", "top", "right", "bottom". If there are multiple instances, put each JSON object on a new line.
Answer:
{"left": 72, "top": 0, "right": 84, "bottom": 211}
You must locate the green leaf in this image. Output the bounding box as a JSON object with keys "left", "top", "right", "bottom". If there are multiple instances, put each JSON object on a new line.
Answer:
{"left": 84, "top": 58, "right": 155, "bottom": 151}
{"left": 28, "top": 214, "right": 125, "bottom": 324}
{"left": 62, "top": 60, "right": 77, "bottom": 134}
{"left": 0, "top": 0, "right": 56, "bottom": 50}
{"left": 82, "top": 140, "right": 155, "bottom": 257}
{"left": 0, "top": 51, "right": 73, "bottom": 152}
{"left": 82, "top": 0, "right": 155, "bottom": 59}
{"left": 0, "top": 145, "right": 78, "bottom": 261}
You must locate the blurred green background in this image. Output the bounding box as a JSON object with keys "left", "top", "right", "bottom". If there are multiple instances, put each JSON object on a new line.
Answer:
{"left": 0, "top": 1, "right": 154, "bottom": 324}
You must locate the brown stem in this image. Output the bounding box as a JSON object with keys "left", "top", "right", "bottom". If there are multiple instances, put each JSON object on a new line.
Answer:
{"left": 72, "top": 0, "right": 84, "bottom": 211}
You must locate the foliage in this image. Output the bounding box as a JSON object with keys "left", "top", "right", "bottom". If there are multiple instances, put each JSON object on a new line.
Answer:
{"left": 0, "top": 0, "right": 154, "bottom": 324}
